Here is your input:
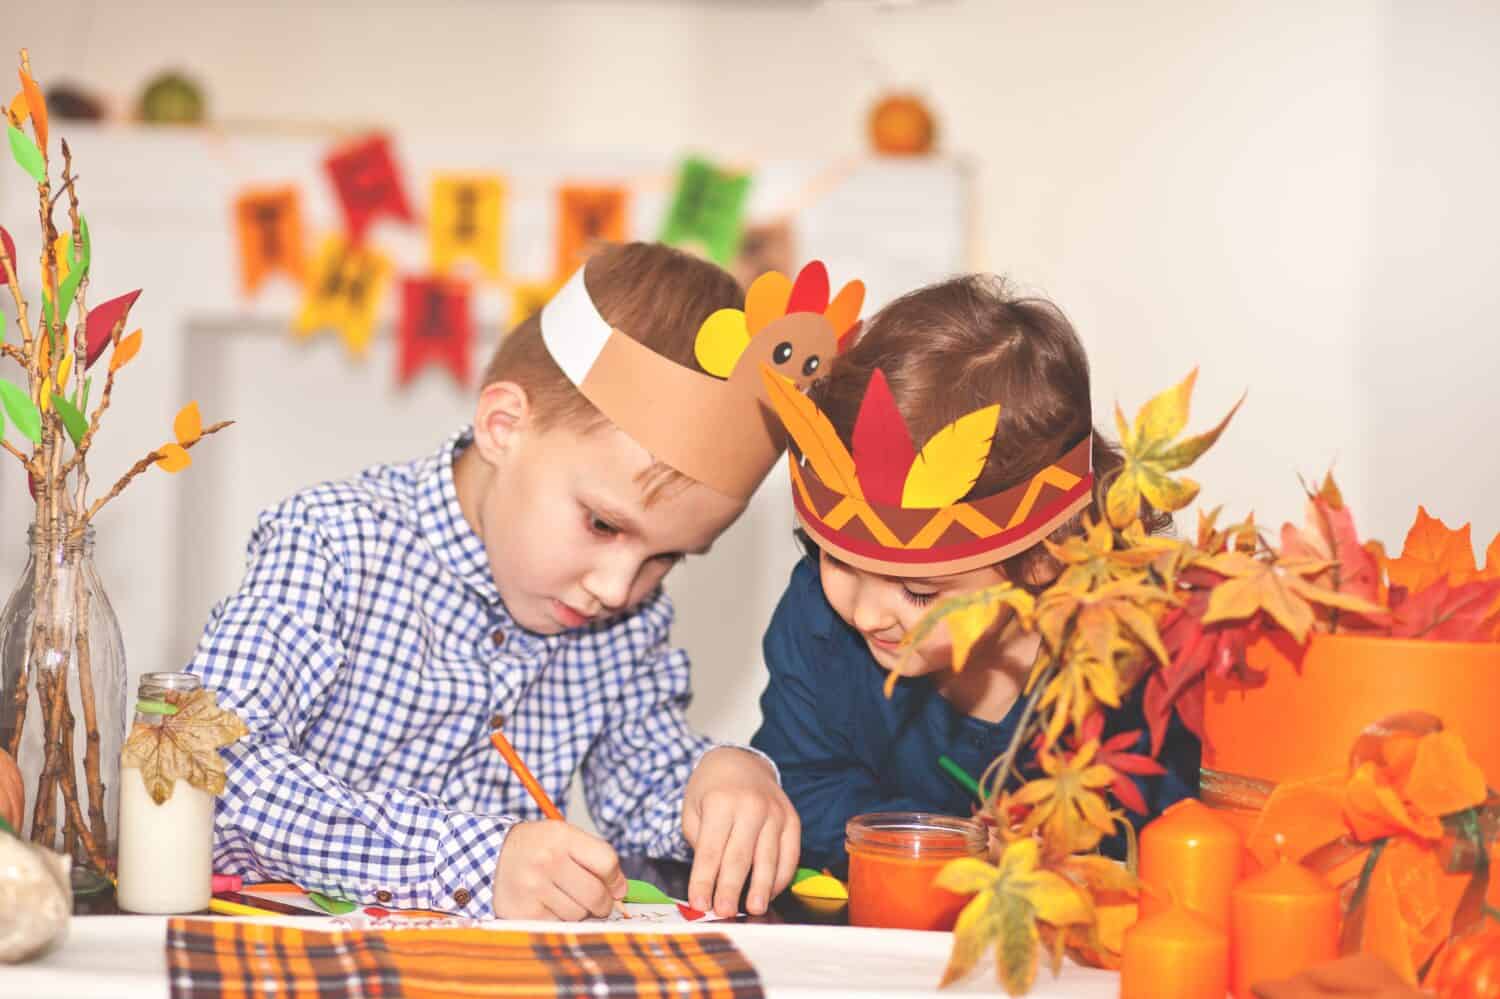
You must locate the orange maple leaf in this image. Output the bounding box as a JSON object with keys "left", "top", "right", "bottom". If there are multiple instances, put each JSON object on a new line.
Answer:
{"left": 1386, "top": 507, "right": 1477, "bottom": 593}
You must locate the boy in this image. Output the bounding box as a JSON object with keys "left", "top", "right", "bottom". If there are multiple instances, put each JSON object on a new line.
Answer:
{"left": 191, "top": 243, "right": 860, "bottom": 919}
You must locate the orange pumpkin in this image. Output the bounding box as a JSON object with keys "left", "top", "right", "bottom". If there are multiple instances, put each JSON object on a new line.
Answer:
{"left": 0, "top": 747, "right": 23, "bottom": 831}
{"left": 868, "top": 93, "right": 936, "bottom": 156}
{"left": 1426, "top": 921, "right": 1500, "bottom": 998}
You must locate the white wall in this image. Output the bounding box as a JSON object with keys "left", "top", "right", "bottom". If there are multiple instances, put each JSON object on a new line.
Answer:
{"left": 6, "top": 1, "right": 1500, "bottom": 755}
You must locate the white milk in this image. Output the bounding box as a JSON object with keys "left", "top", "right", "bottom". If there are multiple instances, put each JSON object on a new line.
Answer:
{"left": 115, "top": 765, "right": 214, "bottom": 913}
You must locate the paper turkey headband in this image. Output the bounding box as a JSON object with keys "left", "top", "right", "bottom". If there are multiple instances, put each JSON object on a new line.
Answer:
{"left": 540, "top": 260, "right": 865, "bottom": 500}
{"left": 763, "top": 366, "right": 1094, "bottom": 577}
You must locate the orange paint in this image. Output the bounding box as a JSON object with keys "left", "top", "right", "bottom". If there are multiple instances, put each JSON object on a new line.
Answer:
{"left": 1140, "top": 799, "right": 1243, "bottom": 927}
{"left": 1122, "top": 902, "right": 1229, "bottom": 999}
{"left": 845, "top": 812, "right": 985, "bottom": 931}
{"left": 1229, "top": 857, "right": 1340, "bottom": 998}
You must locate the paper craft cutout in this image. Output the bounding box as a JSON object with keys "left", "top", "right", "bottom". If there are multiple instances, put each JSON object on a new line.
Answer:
{"left": 324, "top": 134, "right": 416, "bottom": 243}
{"left": 154, "top": 401, "right": 202, "bottom": 473}
{"left": 657, "top": 157, "right": 751, "bottom": 266}
{"left": 397, "top": 275, "right": 473, "bottom": 386}
{"left": 554, "top": 185, "right": 628, "bottom": 281}
{"left": 18, "top": 62, "right": 47, "bottom": 152}
{"left": 767, "top": 365, "right": 1095, "bottom": 576}
{"left": 83, "top": 289, "right": 142, "bottom": 370}
{"left": 539, "top": 259, "right": 861, "bottom": 500}
{"left": 234, "top": 187, "right": 306, "bottom": 295}
{"left": 110, "top": 329, "right": 142, "bottom": 373}
{"left": 624, "top": 879, "right": 674, "bottom": 904}
{"left": 7, "top": 122, "right": 44, "bottom": 184}
{"left": 296, "top": 234, "right": 394, "bottom": 356}
{"left": 430, "top": 175, "right": 504, "bottom": 279}
{"left": 0, "top": 378, "right": 41, "bottom": 443}
{"left": 0, "top": 225, "right": 15, "bottom": 284}
{"left": 790, "top": 873, "right": 848, "bottom": 901}
{"left": 508, "top": 279, "right": 563, "bottom": 331}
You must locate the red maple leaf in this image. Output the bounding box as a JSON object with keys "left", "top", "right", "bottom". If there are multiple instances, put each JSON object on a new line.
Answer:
{"left": 1389, "top": 578, "right": 1500, "bottom": 641}
{"left": 1074, "top": 711, "right": 1165, "bottom": 815}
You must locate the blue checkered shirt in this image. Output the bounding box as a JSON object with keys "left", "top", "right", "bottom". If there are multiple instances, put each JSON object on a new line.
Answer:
{"left": 189, "top": 428, "right": 729, "bottom": 917}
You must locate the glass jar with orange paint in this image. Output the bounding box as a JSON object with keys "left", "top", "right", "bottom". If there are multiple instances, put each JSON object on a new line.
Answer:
{"left": 845, "top": 812, "right": 988, "bottom": 931}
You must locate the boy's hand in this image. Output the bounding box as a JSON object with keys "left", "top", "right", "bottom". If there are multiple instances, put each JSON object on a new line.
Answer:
{"left": 682, "top": 747, "right": 800, "bottom": 917}
{"left": 1251, "top": 955, "right": 1424, "bottom": 999}
{"left": 493, "top": 820, "right": 627, "bottom": 920}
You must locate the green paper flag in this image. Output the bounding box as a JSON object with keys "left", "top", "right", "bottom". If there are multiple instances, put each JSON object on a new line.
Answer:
{"left": 0, "top": 379, "right": 41, "bottom": 443}
{"left": 7, "top": 123, "right": 45, "bottom": 185}
{"left": 52, "top": 393, "right": 87, "bottom": 447}
{"left": 657, "top": 157, "right": 751, "bottom": 266}
{"left": 624, "top": 878, "right": 674, "bottom": 904}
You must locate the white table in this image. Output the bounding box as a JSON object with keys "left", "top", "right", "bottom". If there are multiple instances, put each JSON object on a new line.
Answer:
{"left": 5, "top": 915, "right": 1119, "bottom": 999}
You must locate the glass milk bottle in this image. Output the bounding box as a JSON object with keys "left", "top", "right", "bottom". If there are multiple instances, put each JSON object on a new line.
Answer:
{"left": 116, "top": 672, "right": 215, "bottom": 913}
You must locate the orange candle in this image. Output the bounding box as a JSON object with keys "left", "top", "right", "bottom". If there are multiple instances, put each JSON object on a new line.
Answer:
{"left": 1121, "top": 901, "right": 1230, "bottom": 999}
{"left": 1229, "top": 858, "right": 1339, "bottom": 997}
{"left": 845, "top": 812, "right": 986, "bottom": 931}
{"left": 1140, "top": 798, "right": 1244, "bottom": 927}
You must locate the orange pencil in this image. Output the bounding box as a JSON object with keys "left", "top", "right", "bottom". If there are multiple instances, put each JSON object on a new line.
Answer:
{"left": 488, "top": 726, "right": 628, "bottom": 918}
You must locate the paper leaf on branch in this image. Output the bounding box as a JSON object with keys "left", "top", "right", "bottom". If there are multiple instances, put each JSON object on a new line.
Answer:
{"left": 155, "top": 442, "right": 191, "bottom": 473}
{"left": 1106, "top": 368, "right": 1242, "bottom": 528}
{"left": 0, "top": 225, "right": 15, "bottom": 285}
{"left": 18, "top": 63, "right": 47, "bottom": 152}
{"left": 0, "top": 378, "right": 41, "bottom": 443}
{"left": 6, "top": 122, "right": 44, "bottom": 184}
{"left": 51, "top": 393, "right": 86, "bottom": 447}
{"left": 120, "top": 688, "right": 248, "bottom": 803}
{"left": 173, "top": 402, "right": 202, "bottom": 445}
{"left": 83, "top": 289, "right": 143, "bottom": 369}
{"left": 109, "top": 329, "right": 142, "bottom": 372}
{"left": 1387, "top": 507, "right": 1477, "bottom": 593}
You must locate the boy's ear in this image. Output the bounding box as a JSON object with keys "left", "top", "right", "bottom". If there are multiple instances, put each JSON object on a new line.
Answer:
{"left": 472, "top": 381, "right": 532, "bottom": 463}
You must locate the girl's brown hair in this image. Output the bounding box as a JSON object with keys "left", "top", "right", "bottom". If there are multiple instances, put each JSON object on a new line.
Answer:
{"left": 481, "top": 242, "right": 744, "bottom": 501}
{"left": 808, "top": 273, "right": 1168, "bottom": 585}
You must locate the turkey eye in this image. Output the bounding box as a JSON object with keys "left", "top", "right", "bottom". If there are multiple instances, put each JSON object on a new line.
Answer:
{"left": 802, "top": 355, "right": 821, "bottom": 377}
{"left": 772, "top": 342, "right": 794, "bottom": 364}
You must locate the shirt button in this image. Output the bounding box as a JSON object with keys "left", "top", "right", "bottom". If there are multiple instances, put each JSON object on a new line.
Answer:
{"left": 453, "top": 888, "right": 472, "bottom": 907}
{"left": 490, "top": 628, "right": 506, "bottom": 646}
{"left": 489, "top": 712, "right": 506, "bottom": 730}
{"left": 375, "top": 889, "right": 393, "bottom": 903}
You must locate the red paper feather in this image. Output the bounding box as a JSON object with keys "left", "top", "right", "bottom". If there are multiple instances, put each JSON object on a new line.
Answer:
{"left": 84, "top": 289, "right": 142, "bottom": 370}
{"left": 851, "top": 369, "right": 917, "bottom": 506}
{"left": 785, "top": 260, "right": 829, "bottom": 315}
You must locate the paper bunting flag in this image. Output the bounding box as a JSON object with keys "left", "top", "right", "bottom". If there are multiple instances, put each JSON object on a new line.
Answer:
{"left": 429, "top": 175, "right": 505, "bottom": 279}
{"left": 657, "top": 157, "right": 751, "bottom": 266}
{"left": 295, "top": 234, "right": 393, "bottom": 357}
{"left": 554, "top": 185, "right": 628, "bottom": 281}
{"left": 507, "top": 279, "right": 562, "bottom": 331}
{"left": 323, "top": 134, "right": 416, "bottom": 243}
{"left": 732, "top": 219, "right": 796, "bottom": 290}
{"left": 397, "top": 275, "right": 473, "bottom": 387}
{"left": 234, "top": 187, "right": 306, "bottom": 296}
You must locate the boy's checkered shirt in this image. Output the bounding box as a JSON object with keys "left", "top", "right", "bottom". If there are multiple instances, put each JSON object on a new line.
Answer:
{"left": 189, "top": 428, "right": 741, "bottom": 917}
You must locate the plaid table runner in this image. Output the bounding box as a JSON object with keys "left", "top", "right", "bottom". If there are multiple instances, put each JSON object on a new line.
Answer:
{"left": 166, "top": 918, "right": 765, "bottom": 999}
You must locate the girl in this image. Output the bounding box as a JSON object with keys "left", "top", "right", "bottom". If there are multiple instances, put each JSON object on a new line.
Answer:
{"left": 751, "top": 274, "right": 1200, "bottom": 874}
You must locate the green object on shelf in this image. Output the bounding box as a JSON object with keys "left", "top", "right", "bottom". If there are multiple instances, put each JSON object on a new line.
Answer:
{"left": 938, "top": 755, "right": 983, "bottom": 800}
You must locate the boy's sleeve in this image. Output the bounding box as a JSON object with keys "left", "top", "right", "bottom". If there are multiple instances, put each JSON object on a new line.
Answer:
{"left": 751, "top": 567, "right": 927, "bottom": 874}
{"left": 579, "top": 595, "right": 755, "bottom": 859}
{"left": 192, "top": 510, "right": 515, "bottom": 917}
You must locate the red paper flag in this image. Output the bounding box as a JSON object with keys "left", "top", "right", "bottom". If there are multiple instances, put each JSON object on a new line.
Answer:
{"left": 84, "top": 289, "right": 143, "bottom": 370}
{"left": 234, "top": 187, "right": 306, "bottom": 295}
{"left": 397, "top": 276, "right": 473, "bottom": 387}
{"left": 324, "top": 134, "right": 416, "bottom": 243}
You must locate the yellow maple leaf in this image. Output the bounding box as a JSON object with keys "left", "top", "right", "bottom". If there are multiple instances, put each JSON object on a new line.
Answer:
{"left": 1012, "top": 743, "right": 1118, "bottom": 857}
{"left": 935, "top": 838, "right": 1091, "bottom": 993}
{"left": 1200, "top": 551, "right": 1384, "bottom": 643}
{"left": 900, "top": 583, "right": 1035, "bottom": 676}
{"left": 1105, "top": 368, "right": 1242, "bottom": 529}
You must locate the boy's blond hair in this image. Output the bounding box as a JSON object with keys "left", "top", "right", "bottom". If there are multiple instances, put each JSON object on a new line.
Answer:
{"left": 482, "top": 242, "right": 744, "bottom": 501}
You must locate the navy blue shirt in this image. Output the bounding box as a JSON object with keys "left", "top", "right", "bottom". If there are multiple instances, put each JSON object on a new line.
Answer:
{"left": 751, "top": 559, "right": 1201, "bottom": 875}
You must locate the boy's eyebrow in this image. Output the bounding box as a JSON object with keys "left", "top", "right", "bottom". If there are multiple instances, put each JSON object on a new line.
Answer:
{"left": 589, "top": 495, "right": 712, "bottom": 556}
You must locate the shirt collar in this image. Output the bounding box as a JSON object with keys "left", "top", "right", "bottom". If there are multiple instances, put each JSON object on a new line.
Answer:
{"left": 417, "top": 427, "right": 503, "bottom": 605}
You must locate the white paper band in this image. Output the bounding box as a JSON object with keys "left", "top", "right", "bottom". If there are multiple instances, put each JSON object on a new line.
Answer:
{"left": 539, "top": 266, "right": 612, "bottom": 386}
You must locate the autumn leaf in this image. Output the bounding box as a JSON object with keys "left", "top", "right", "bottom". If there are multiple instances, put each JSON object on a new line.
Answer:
{"left": 1072, "top": 711, "right": 1165, "bottom": 815}
{"left": 1387, "top": 506, "right": 1478, "bottom": 593}
{"left": 1200, "top": 551, "right": 1384, "bottom": 643}
{"left": 1388, "top": 578, "right": 1500, "bottom": 642}
{"left": 1105, "top": 368, "right": 1243, "bottom": 528}
{"left": 121, "top": 688, "right": 248, "bottom": 803}
{"left": 1279, "top": 473, "right": 1382, "bottom": 607}
{"left": 936, "top": 839, "right": 1091, "bottom": 992}
{"left": 902, "top": 583, "right": 1035, "bottom": 675}
{"left": 1013, "top": 742, "right": 1119, "bottom": 857}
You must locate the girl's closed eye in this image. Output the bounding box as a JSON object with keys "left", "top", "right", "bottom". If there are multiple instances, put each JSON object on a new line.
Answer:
{"left": 901, "top": 586, "right": 937, "bottom": 607}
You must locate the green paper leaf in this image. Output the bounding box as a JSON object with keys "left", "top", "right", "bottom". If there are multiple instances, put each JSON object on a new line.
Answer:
{"left": 52, "top": 392, "right": 87, "bottom": 447}
{"left": 0, "top": 814, "right": 14, "bottom": 837}
{"left": 308, "top": 891, "right": 358, "bottom": 915}
{"left": 134, "top": 699, "right": 179, "bottom": 716}
{"left": 69, "top": 216, "right": 91, "bottom": 275}
{"left": 791, "top": 867, "right": 821, "bottom": 886}
{"left": 0, "top": 379, "right": 41, "bottom": 443}
{"left": 624, "top": 879, "right": 674, "bottom": 904}
{"left": 7, "top": 123, "right": 45, "bottom": 184}
{"left": 79, "top": 375, "right": 92, "bottom": 414}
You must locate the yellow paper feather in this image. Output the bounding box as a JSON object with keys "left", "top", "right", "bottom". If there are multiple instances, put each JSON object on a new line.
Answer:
{"left": 901, "top": 404, "right": 1001, "bottom": 508}
{"left": 693, "top": 308, "right": 750, "bottom": 378}
{"left": 759, "top": 367, "right": 864, "bottom": 501}
{"left": 745, "top": 271, "right": 792, "bottom": 336}
{"left": 823, "top": 279, "right": 865, "bottom": 338}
